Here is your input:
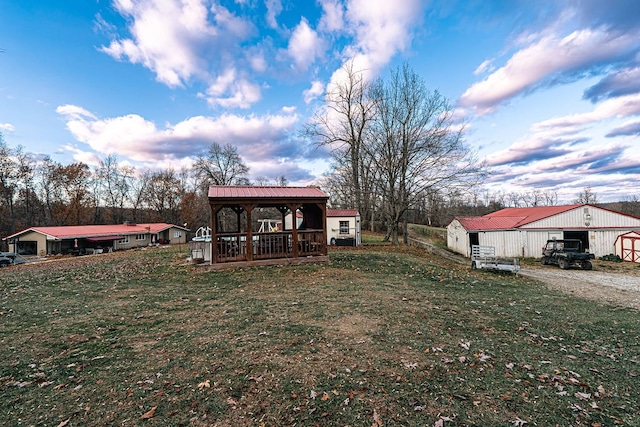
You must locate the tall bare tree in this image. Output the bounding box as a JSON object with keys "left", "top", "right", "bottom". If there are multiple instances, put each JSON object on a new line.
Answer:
{"left": 303, "top": 59, "right": 376, "bottom": 225}
{"left": 369, "top": 63, "right": 484, "bottom": 244}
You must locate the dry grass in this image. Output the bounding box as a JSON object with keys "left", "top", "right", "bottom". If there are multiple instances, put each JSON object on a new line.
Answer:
{"left": 1, "top": 242, "right": 639, "bottom": 426}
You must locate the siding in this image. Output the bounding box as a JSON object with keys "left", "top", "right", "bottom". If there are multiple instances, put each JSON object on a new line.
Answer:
{"left": 447, "top": 219, "right": 470, "bottom": 256}
{"left": 523, "top": 206, "right": 640, "bottom": 229}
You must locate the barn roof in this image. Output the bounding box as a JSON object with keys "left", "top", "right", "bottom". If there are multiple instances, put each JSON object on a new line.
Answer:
{"left": 454, "top": 205, "right": 582, "bottom": 231}
{"left": 208, "top": 185, "right": 327, "bottom": 199}
{"left": 327, "top": 209, "right": 359, "bottom": 217}
{"left": 4, "top": 223, "right": 187, "bottom": 241}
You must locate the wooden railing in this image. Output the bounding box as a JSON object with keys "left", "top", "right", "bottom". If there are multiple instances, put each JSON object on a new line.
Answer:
{"left": 215, "top": 230, "right": 324, "bottom": 263}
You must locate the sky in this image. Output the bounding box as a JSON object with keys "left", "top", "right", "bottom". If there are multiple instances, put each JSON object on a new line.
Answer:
{"left": 1, "top": 0, "right": 640, "bottom": 204}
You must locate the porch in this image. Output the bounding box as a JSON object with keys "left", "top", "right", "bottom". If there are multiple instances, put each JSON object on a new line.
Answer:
{"left": 208, "top": 186, "right": 329, "bottom": 268}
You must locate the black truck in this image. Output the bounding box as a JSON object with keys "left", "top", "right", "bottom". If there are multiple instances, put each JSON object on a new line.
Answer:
{"left": 541, "top": 239, "right": 594, "bottom": 270}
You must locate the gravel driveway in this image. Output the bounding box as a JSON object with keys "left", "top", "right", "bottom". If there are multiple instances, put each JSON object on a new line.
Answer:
{"left": 408, "top": 235, "right": 640, "bottom": 310}
{"left": 519, "top": 266, "right": 640, "bottom": 310}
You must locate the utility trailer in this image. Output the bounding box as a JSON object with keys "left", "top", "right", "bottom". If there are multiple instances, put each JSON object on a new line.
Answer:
{"left": 470, "top": 245, "right": 520, "bottom": 275}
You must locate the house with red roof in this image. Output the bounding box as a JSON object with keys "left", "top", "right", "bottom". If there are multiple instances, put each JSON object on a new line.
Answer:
{"left": 447, "top": 204, "right": 640, "bottom": 259}
{"left": 4, "top": 222, "right": 189, "bottom": 256}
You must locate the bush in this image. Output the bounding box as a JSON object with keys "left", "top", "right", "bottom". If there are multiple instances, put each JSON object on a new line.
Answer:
{"left": 599, "top": 253, "right": 622, "bottom": 262}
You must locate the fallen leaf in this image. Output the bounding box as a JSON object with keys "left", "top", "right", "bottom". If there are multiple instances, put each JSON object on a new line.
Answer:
{"left": 57, "top": 419, "right": 70, "bottom": 427}
{"left": 372, "top": 408, "right": 383, "bottom": 426}
{"left": 197, "top": 380, "right": 210, "bottom": 390}
{"left": 141, "top": 406, "right": 157, "bottom": 419}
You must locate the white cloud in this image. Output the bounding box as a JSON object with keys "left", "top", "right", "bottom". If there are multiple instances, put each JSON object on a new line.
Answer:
{"left": 100, "top": 0, "right": 254, "bottom": 89}
{"left": 0, "top": 123, "right": 15, "bottom": 132}
{"left": 474, "top": 59, "right": 495, "bottom": 75}
{"left": 460, "top": 27, "right": 640, "bottom": 114}
{"left": 265, "top": 0, "right": 282, "bottom": 29}
{"left": 344, "top": 0, "right": 424, "bottom": 69}
{"left": 56, "top": 105, "right": 305, "bottom": 170}
{"left": 203, "top": 70, "right": 262, "bottom": 109}
{"left": 533, "top": 92, "right": 640, "bottom": 132}
{"left": 304, "top": 80, "right": 325, "bottom": 104}
{"left": 55, "top": 105, "right": 97, "bottom": 120}
{"left": 318, "top": 0, "right": 344, "bottom": 32}
{"left": 287, "top": 18, "right": 323, "bottom": 71}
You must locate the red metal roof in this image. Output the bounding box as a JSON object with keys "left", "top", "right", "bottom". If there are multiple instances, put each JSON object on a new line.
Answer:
{"left": 5, "top": 223, "right": 186, "bottom": 240}
{"left": 454, "top": 205, "right": 583, "bottom": 231}
{"left": 208, "top": 185, "right": 328, "bottom": 199}
{"left": 327, "top": 209, "right": 359, "bottom": 217}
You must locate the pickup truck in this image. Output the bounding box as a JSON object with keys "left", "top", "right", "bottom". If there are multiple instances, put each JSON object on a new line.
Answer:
{"left": 540, "top": 239, "right": 594, "bottom": 270}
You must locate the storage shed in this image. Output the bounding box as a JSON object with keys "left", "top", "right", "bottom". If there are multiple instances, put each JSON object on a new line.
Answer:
{"left": 327, "top": 209, "right": 361, "bottom": 246}
{"left": 447, "top": 204, "right": 640, "bottom": 259}
{"left": 614, "top": 231, "right": 640, "bottom": 263}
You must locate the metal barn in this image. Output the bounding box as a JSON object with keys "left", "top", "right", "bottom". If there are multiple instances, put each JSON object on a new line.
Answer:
{"left": 447, "top": 204, "right": 640, "bottom": 259}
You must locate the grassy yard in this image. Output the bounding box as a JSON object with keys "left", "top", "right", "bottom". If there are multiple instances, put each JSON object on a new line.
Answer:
{"left": 1, "top": 243, "right": 638, "bottom": 426}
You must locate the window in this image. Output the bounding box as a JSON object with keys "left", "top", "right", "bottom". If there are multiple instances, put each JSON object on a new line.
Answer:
{"left": 339, "top": 221, "right": 349, "bottom": 234}
{"left": 136, "top": 234, "right": 146, "bottom": 240}
{"left": 119, "top": 236, "right": 130, "bottom": 244}
{"left": 173, "top": 231, "right": 182, "bottom": 238}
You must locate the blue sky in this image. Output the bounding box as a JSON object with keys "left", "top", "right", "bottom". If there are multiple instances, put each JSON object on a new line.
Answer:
{"left": 1, "top": 0, "right": 640, "bottom": 203}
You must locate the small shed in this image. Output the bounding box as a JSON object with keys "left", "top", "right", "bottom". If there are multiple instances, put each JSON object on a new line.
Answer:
{"left": 207, "top": 185, "right": 329, "bottom": 268}
{"left": 327, "top": 209, "right": 361, "bottom": 246}
{"left": 614, "top": 231, "right": 640, "bottom": 263}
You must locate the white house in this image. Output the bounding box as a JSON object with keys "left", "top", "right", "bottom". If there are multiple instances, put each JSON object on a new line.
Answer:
{"left": 327, "top": 209, "right": 361, "bottom": 246}
{"left": 447, "top": 204, "right": 640, "bottom": 259}
{"left": 285, "top": 209, "right": 361, "bottom": 246}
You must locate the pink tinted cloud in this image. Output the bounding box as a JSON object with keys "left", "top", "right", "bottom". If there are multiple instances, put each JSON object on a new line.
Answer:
{"left": 460, "top": 28, "right": 638, "bottom": 114}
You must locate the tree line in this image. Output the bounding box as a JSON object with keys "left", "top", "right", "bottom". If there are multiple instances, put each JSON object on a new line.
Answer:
{"left": 0, "top": 138, "right": 256, "bottom": 250}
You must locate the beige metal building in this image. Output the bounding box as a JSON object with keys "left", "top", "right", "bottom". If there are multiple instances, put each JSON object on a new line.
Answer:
{"left": 4, "top": 223, "right": 189, "bottom": 256}
{"left": 447, "top": 204, "right": 640, "bottom": 259}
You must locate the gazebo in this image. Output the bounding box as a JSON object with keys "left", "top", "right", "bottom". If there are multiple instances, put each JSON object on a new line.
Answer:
{"left": 207, "top": 186, "right": 329, "bottom": 268}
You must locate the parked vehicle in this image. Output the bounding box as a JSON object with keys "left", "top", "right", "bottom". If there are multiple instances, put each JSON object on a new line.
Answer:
{"left": 0, "top": 252, "right": 17, "bottom": 267}
{"left": 541, "top": 239, "right": 594, "bottom": 270}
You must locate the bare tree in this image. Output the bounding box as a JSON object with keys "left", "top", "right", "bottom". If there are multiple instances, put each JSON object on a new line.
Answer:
{"left": 573, "top": 186, "right": 598, "bottom": 204}
{"left": 369, "top": 63, "right": 484, "bottom": 244}
{"left": 0, "top": 136, "right": 18, "bottom": 232}
{"left": 194, "top": 142, "right": 249, "bottom": 187}
{"left": 96, "top": 155, "right": 135, "bottom": 224}
{"left": 304, "top": 58, "right": 376, "bottom": 224}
